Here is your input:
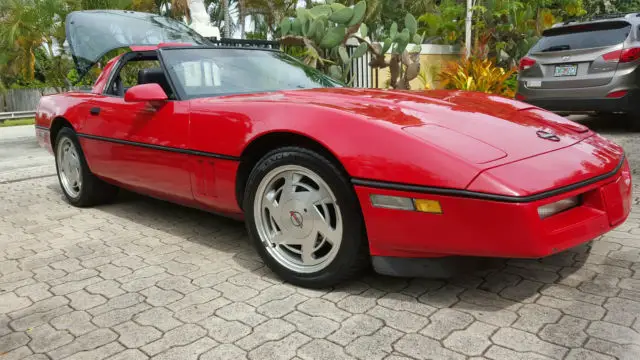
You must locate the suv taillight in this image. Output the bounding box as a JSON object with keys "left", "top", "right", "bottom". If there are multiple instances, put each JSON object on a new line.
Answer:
{"left": 519, "top": 57, "right": 537, "bottom": 71}
{"left": 603, "top": 48, "right": 640, "bottom": 63}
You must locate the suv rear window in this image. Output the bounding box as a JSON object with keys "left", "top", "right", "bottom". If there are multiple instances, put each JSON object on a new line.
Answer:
{"left": 530, "top": 21, "right": 631, "bottom": 53}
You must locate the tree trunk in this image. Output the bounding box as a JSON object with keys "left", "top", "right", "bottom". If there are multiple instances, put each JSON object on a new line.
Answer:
{"left": 266, "top": 0, "right": 277, "bottom": 38}
{"left": 223, "top": 0, "right": 231, "bottom": 38}
{"left": 239, "top": 0, "right": 246, "bottom": 39}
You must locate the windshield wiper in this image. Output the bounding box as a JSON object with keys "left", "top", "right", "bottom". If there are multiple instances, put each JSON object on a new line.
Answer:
{"left": 541, "top": 45, "right": 571, "bottom": 52}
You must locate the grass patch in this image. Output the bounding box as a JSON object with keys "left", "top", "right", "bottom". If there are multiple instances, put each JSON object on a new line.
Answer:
{"left": 0, "top": 118, "right": 35, "bottom": 127}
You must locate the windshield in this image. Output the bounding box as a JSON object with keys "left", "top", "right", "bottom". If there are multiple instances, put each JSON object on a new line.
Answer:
{"left": 66, "top": 11, "right": 209, "bottom": 76}
{"left": 160, "top": 48, "right": 342, "bottom": 99}
{"left": 530, "top": 21, "right": 631, "bottom": 53}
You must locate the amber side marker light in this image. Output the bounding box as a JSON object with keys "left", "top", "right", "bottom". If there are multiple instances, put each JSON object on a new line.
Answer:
{"left": 370, "top": 195, "right": 443, "bottom": 214}
{"left": 414, "top": 199, "right": 443, "bottom": 214}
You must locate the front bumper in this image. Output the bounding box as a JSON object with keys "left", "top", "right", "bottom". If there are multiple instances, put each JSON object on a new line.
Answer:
{"left": 356, "top": 159, "right": 632, "bottom": 277}
{"left": 35, "top": 126, "right": 53, "bottom": 154}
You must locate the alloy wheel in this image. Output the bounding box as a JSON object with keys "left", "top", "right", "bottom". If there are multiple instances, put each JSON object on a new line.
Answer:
{"left": 253, "top": 165, "right": 343, "bottom": 274}
{"left": 56, "top": 137, "right": 83, "bottom": 198}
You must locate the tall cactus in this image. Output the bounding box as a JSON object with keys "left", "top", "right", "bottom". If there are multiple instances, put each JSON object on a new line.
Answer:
{"left": 278, "top": 1, "right": 423, "bottom": 89}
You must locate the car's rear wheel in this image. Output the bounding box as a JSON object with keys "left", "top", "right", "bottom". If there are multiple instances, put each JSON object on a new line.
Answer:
{"left": 243, "top": 147, "right": 369, "bottom": 288}
{"left": 625, "top": 113, "right": 640, "bottom": 132}
{"left": 55, "top": 127, "right": 118, "bottom": 207}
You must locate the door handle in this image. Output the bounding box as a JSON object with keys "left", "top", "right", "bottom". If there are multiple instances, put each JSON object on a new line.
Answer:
{"left": 89, "top": 107, "right": 101, "bottom": 115}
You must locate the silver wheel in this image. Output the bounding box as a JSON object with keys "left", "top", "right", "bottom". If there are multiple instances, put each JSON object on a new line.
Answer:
{"left": 254, "top": 165, "right": 343, "bottom": 274}
{"left": 56, "top": 137, "right": 82, "bottom": 199}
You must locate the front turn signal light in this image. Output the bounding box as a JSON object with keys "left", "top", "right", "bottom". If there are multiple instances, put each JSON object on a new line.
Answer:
{"left": 414, "top": 199, "right": 443, "bottom": 214}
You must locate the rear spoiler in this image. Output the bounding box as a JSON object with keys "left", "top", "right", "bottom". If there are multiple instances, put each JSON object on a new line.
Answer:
{"left": 553, "top": 13, "right": 639, "bottom": 27}
{"left": 543, "top": 20, "right": 630, "bottom": 37}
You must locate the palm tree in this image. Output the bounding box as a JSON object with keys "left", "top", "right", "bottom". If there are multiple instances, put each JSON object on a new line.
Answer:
{"left": 239, "top": 0, "right": 247, "bottom": 38}
{"left": 172, "top": 0, "right": 191, "bottom": 21}
{"left": 155, "top": 0, "right": 192, "bottom": 21}
{"left": 204, "top": 0, "right": 239, "bottom": 37}
{"left": 243, "top": 0, "right": 299, "bottom": 36}
{"left": 0, "top": 0, "right": 72, "bottom": 81}
{"left": 222, "top": 0, "right": 231, "bottom": 37}
{"left": 407, "top": 0, "right": 437, "bottom": 14}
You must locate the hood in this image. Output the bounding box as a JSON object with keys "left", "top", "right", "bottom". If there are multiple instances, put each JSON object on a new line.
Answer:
{"left": 250, "top": 88, "right": 592, "bottom": 167}
{"left": 65, "top": 10, "right": 209, "bottom": 77}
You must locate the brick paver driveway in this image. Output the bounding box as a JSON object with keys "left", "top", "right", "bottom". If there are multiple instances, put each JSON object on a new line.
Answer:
{"left": 1, "top": 117, "right": 639, "bottom": 360}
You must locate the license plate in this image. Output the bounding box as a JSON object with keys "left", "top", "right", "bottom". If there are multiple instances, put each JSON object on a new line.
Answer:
{"left": 527, "top": 80, "right": 542, "bottom": 88}
{"left": 554, "top": 64, "right": 578, "bottom": 77}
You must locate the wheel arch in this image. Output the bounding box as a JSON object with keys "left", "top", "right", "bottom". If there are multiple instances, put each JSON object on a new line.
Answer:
{"left": 235, "top": 131, "right": 351, "bottom": 210}
{"left": 50, "top": 117, "right": 74, "bottom": 148}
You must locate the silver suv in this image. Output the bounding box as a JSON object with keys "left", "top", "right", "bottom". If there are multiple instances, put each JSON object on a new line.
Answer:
{"left": 516, "top": 13, "right": 640, "bottom": 123}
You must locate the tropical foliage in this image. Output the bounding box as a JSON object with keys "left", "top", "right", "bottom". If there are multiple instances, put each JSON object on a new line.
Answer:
{"left": 330, "top": 0, "right": 440, "bottom": 41}
{"left": 417, "top": 0, "right": 465, "bottom": 45}
{"left": 439, "top": 56, "right": 517, "bottom": 97}
{"left": 0, "top": 0, "right": 191, "bottom": 91}
{"left": 1, "top": 0, "right": 639, "bottom": 93}
{"left": 0, "top": 0, "right": 72, "bottom": 90}
{"left": 432, "top": 0, "right": 589, "bottom": 96}
{"left": 585, "top": 0, "right": 640, "bottom": 14}
{"left": 417, "top": 0, "right": 590, "bottom": 66}
{"left": 243, "top": 0, "right": 300, "bottom": 37}
{"left": 279, "top": 1, "right": 423, "bottom": 89}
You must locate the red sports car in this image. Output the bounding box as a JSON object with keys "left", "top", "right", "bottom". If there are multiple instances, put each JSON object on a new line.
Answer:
{"left": 36, "top": 11, "right": 632, "bottom": 287}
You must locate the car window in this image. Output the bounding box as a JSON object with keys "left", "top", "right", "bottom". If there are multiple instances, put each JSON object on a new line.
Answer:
{"left": 530, "top": 21, "right": 631, "bottom": 53}
{"left": 120, "top": 60, "right": 161, "bottom": 88}
{"left": 107, "top": 59, "right": 170, "bottom": 97}
{"left": 66, "top": 11, "right": 208, "bottom": 76}
{"left": 161, "top": 48, "right": 342, "bottom": 99}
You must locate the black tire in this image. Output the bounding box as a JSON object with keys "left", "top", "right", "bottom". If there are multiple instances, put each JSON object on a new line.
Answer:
{"left": 625, "top": 113, "right": 640, "bottom": 132}
{"left": 243, "top": 147, "right": 369, "bottom": 288}
{"left": 54, "top": 127, "right": 119, "bottom": 207}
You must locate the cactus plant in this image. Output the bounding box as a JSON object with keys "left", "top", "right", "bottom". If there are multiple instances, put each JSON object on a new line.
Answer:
{"left": 278, "top": 1, "right": 423, "bottom": 89}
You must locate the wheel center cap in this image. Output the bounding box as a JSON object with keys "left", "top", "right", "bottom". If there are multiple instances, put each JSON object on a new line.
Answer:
{"left": 289, "top": 211, "right": 304, "bottom": 228}
{"left": 280, "top": 200, "right": 314, "bottom": 239}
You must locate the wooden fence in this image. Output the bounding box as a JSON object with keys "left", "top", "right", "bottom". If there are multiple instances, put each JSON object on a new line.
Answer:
{"left": 0, "top": 87, "right": 92, "bottom": 112}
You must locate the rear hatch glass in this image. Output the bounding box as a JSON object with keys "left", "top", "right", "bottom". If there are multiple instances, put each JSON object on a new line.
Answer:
{"left": 66, "top": 10, "right": 209, "bottom": 77}
{"left": 525, "top": 21, "right": 631, "bottom": 89}
{"left": 531, "top": 21, "right": 631, "bottom": 53}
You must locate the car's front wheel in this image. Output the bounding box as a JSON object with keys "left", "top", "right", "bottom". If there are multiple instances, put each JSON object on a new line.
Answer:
{"left": 54, "top": 127, "right": 118, "bottom": 207}
{"left": 243, "top": 147, "right": 369, "bottom": 288}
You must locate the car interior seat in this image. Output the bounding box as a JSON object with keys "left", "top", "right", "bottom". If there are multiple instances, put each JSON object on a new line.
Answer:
{"left": 137, "top": 68, "right": 174, "bottom": 99}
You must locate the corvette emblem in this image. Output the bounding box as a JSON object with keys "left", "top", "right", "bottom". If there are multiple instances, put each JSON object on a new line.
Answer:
{"left": 289, "top": 211, "right": 304, "bottom": 227}
{"left": 536, "top": 130, "right": 561, "bottom": 142}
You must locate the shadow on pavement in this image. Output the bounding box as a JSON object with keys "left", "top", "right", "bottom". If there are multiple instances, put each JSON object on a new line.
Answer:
{"left": 39, "top": 183, "right": 606, "bottom": 314}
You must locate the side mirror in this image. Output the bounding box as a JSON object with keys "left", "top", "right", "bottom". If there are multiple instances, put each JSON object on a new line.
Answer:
{"left": 124, "top": 83, "right": 168, "bottom": 104}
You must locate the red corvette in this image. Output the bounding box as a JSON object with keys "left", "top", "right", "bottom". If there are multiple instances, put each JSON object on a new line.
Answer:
{"left": 36, "top": 11, "right": 631, "bottom": 287}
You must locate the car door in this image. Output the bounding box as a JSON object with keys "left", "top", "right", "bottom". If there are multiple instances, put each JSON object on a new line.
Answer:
{"left": 79, "top": 58, "right": 194, "bottom": 204}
